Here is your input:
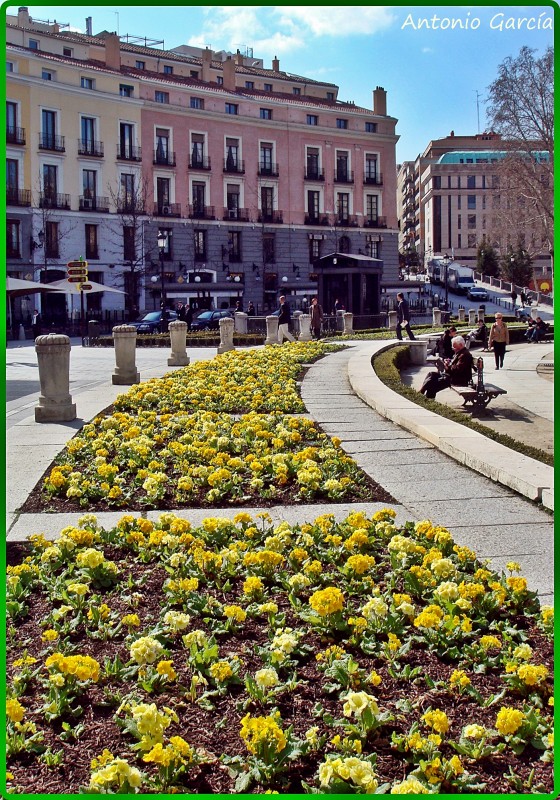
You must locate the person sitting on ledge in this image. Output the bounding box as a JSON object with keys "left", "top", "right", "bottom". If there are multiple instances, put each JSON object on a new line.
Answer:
{"left": 419, "top": 335, "right": 474, "bottom": 400}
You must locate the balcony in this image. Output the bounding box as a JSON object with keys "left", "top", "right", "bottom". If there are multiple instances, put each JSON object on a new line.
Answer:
{"left": 304, "top": 166, "right": 324, "bottom": 181}
{"left": 363, "top": 173, "right": 383, "bottom": 186}
{"left": 334, "top": 214, "right": 358, "bottom": 227}
{"left": 222, "top": 207, "right": 250, "bottom": 222}
{"left": 7, "top": 126, "right": 25, "bottom": 145}
{"left": 189, "top": 154, "right": 211, "bottom": 170}
{"left": 258, "top": 161, "right": 279, "bottom": 177}
{"left": 78, "top": 139, "right": 104, "bottom": 157}
{"left": 38, "top": 133, "right": 65, "bottom": 152}
{"left": 154, "top": 202, "right": 181, "bottom": 217}
{"left": 223, "top": 157, "right": 245, "bottom": 174}
{"left": 363, "top": 216, "right": 387, "bottom": 229}
{"left": 79, "top": 195, "right": 110, "bottom": 212}
{"left": 257, "top": 209, "right": 283, "bottom": 224}
{"left": 117, "top": 143, "right": 142, "bottom": 161}
{"left": 334, "top": 169, "right": 354, "bottom": 184}
{"left": 153, "top": 150, "right": 176, "bottom": 167}
{"left": 188, "top": 204, "right": 215, "bottom": 220}
{"left": 39, "top": 192, "right": 70, "bottom": 209}
{"left": 6, "top": 188, "right": 31, "bottom": 206}
{"left": 116, "top": 198, "right": 145, "bottom": 214}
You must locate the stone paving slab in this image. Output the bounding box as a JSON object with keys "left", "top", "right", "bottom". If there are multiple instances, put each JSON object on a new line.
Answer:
{"left": 449, "top": 522, "right": 554, "bottom": 558}
{"left": 331, "top": 429, "right": 414, "bottom": 441}
{"left": 380, "top": 478, "right": 514, "bottom": 502}
{"left": 401, "top": 497, "right": 551, "bottom": 528}
{"left": 349, "top": 448, "right": 450, "bottom": 467}
{"left": 343, "top": 438, "right": 433, "bottom": 453}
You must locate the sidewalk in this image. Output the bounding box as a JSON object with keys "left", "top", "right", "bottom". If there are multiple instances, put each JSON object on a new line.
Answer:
{"left": 6, "top": 338, "right": 554, "bottom": 602}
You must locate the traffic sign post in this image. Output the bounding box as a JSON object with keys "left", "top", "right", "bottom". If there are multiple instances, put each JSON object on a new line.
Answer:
{"left": 67, "top": 261, "right": 89, "bottom": 345}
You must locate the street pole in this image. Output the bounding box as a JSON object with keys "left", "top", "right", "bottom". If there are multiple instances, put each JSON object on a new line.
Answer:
{"left": 157, "top": 230, "right": 168, "bottom": 329}
{"left": 443, "top": 253, "right": 450, "bottom": 312}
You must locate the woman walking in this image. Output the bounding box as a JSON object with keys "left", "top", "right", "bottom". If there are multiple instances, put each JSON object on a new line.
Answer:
{"left": 488, "top": 312, "right": 509, "bottom": 369}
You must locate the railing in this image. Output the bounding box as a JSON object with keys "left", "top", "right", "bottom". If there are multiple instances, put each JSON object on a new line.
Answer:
{"left": 79, "top": 195, "right": 110, "bottom": 212}
{"left": 39, "top": 192, "right": 70, "bottom": 209}
{"left": 154, "top": 202, "right": 181, "bottom": 217}
{"left": 7, "top": 126, "right": 25, "bottom": 145}
{"left": 363, "top": 173, "right": 383, "bottom": 185}
{"left": 189, "top": 155, "right": 211, "bottom": 170}
{"left": 117, "top": 143, "right": 142, "bottom": 161}
{"left": 38, "top": 133, "right": 65, "bottom": 152}
{"left": 223, "top": 158, "right": 245, "bottom": 174}
{"left": 188, "top": 204, "right": 215, "bottom": 220}
{"left": 153, "top": 150, "right": 176, "bottom": 166}
{"left": 6, "top": 188, "right": 31, "bottom": 206}
{"left": 334, "top": 214, "right": 358, "bottom": 227}
{"left": 258, "top": 162, "right": 279, "bottom": 177}
{"left": 222, "top": 207, "right": 251, "bottom": 221}
{"left": 257, "top": 210, "right": 283, "bottom": 224}
{"left": 78, "top": 139, "right": 104, "bottom": 157}
{"left": 116, "top": 198, "right": 145, "bottom": 213}
{"left": 304, "top": 167, "right": 324, "bottom": 180}
{"left": 363, "top": 216, "right": 387, "bottom": 228}
{"left": 334, "top": 169, "right": 354, "bottom": 183}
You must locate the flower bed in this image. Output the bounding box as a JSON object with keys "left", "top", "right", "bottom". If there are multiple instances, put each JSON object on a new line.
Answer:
{"left": 6, "top": 511, "right": 553, "bottom": 794}
{"left": 31, "top": 342, "right": 393, "bottom": 511}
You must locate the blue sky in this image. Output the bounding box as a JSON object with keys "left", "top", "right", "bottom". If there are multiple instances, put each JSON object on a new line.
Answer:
{"left": 15, "top": 4, "right": 555, "bottom": 163}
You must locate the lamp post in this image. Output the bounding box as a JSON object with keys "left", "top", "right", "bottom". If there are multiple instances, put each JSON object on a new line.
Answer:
{"left": 442, "top": 253, "right": 450, "bottom": 312}
{"left": 157, "top": 230, "right": 168, "bottom": 327}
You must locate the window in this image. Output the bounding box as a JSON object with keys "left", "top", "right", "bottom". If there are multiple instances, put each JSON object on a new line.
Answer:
{"left": 339, "top": 235, "right": 350, "bottom": 253}
{"left": 365, "top": 122, "right": 377, "bottom": 133}
{"left": 467, "top": 195, "right": 476, "bottom": 210}
{"left": 155, "top": 91, "right": 169, "bottom": 104}
{"left": 229, "top": 231, "right": 242, "bottom": 261}
{"left": 457, "top": 196, "right": 461, "bottom": 210}
{"left": 42, "top": 69, "right": 53, "bottom": 81}
{"left": 119, "top": 122, "right": 136, "bottom": 159}
{"left": 82, "top": 169, "right": 97, "bottom": 200}
{"left": 307, "top": 114, "right": 318, "bottom": 126}
{"left": 163, "top": 65, "right": 173, "bottom": 74}
{"left": 45, "top": 221, "right": 59, "bottom": 258}
{"left": 365, "top": 237, "right": 379, "bottom": 259}
{"left": 263, "top": 233, "right": 275, "bottom": 263}
{"left": 482, "top": 195, "right": 486, "bottom": 210}
{"left": 365, "top": 154, "right": 378, "bottom": 182}
{"left": 457, "top": 214, "right": 462, "bottom": 229}
{"left": 306, "top": 147, "right": 320, "bottom": 179}
{"left": 63, "top": 47, "right": 73, "bottom": 57}
{"left": 194, "top": 229, "right": 206, "bottom": 260}
{"left": 156, "top": 176, "right": 170, "bottom": 207}
{"left": 6, "top": 220, "right": 20, "bottom": 257}
{"left": 468, "top": 214, "right": 476, "bottom": 229}
{"left": 6, "top": 101, "right": 18, "bottom": 138}
{"left": 293, "top": 87, "right": 301, "bottom": 95}
{"left": 191, "top": 133, "right": 205, "bottom": 167}
{"left": 80, "top": 116, "right": 96, "bottom": 152}
{"left": 123, "top": 226, "right": 136, "bottom": 262}
{"left": 81, "top": 76, "right": 94, "bottom": 89}
{"left": 7, "top": 61, "right": 14, "bottom": 72}
{"left": 29, "top": 39, "right": 39, "bottom": 50}
{"left": 190, "top": 96, "right": 204, "bottom": 109}
{"left": 192, "top": 182, "right": 206, "bottom": 214}
{"left": 309, "top": 238, "right": 321, "bottom": 262}
{"left": 121, "top": 173, "right": 135, "bottom": 209}
{"left": 260, "top": 108, "right": 272, "bottom": 120}
{"left": 264, "top": 82, "right": 273, "bottom": 91}
{"left": 336, "top": 151, "right": 349, "bottom": 181}
{"left": 190, "top": 70, "right": 199, "bottom": 78}
{"left": 433, "top": 176, "right": 441, "bottom": 189}
{"left": 135, "top": 60, "right": 145, "bottom": 70}
{"left": 336, "top": 192, "right": 349, "bottom": 221}
{"left": 120, "top": 84, "right": 134, "bottom": 97}
{"left": 336, "top": 118, "right": 348, "bottom": 129}
{"left": 467, "top": 234, "right": 477, "bottom": 248}
{"left": 42, "top": 164, "right": 58, "bottom": 198}
{"left": 225, "top": 138, "right": 240, "bottom": 171}
{"left": 261, "top": 186, "right": 274, "bottom": 218}
{"left": 260, "top": 143, "right": 274, "bottom": 174}
{"left": 457, "top": 234, "right": 462, "bottom": 248}
{"left": 155, "top": 128, "right": 170, "bottom": 163}
{"left": 85, "top": 224, "right": 99, "bottom": 259}
{"left": 245, "top": 81, "right": 254, "bottom": 89}
{"left": 326, "top": 91, "right": 335, "bottom": 101}
{"left": 225, "top": 103, "right": 238, "bottom": 115}
{"left": 6, "top": 159, "right": 18, "bottom": 192}
{"left": 467, "top": 175, "right": 476, "bottom": 189}
{"left": 365, "top": 194, "right": 378, "bottom": 222}
{"left": 216, "top": 76, "right": 224, "bottom": 85}
{"left": 307, "top": 190, "right": 320, "bottom": 220}
{"left": 226, "top": 184, "right": 240, "bottom": 216}
{"left": 456, "top": 176, "right": 461, "bottom": 189}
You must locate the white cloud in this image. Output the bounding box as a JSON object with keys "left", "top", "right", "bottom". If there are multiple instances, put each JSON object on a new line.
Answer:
{"left": 422, "top": 47, "right": 434, "bottom": 54}
{"left": 274, "top": 6, "right": 397, "bottom": 36}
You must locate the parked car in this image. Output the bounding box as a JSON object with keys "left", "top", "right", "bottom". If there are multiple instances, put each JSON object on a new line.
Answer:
{"left": 190, "top": 309, "right": 233, "bottom": 331}
{"left": 130, "top": 310, "right": 178, "bottom": 333}
{"left": 467, "top": 286, "right": 489, "bottom": 301}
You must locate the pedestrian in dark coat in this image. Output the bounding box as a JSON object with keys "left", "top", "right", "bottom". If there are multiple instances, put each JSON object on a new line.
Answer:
{"left": 395, "top": 292, "right": 415, "bottom": 340}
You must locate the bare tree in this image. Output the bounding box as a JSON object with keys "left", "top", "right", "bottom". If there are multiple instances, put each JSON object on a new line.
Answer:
{"left": 486, "top": 46, "right": 553, "bottom": 253}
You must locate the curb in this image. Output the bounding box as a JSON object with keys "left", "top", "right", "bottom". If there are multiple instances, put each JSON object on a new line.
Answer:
{"left": 347, "top": 342, "right": 554, "bottom": 511}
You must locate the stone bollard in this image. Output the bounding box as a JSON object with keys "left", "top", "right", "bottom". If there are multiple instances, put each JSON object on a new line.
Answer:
{"left": 292, "top": 310, "right": 302, "bottom": 338}
{"left": 112, "top": 325, "right": 140, "bottom": 385}
{"left": 217, "top": 316, "right": 235, "bottom": 354}
{"left": 19, "top": 323, "right": 26, "bottom": 340}
{"left": 342, "top": 312, "right": 354, "bottom": 335}
{"left": 407, "top": 340, "right": 428, "bottom": 364}
{"left": 298, "top": 313, "right": 312, "bottom": 341}
{"left": 458, "top": 308, "right": 466, "bottom": 322}
{"left": 530, "top": 307, "right": 539, "bottom": 320}
{"left": 34, "top": 334, "right": 77, "bottom": 422}
{"left": 234, "top": 311, "right": 248, "bottom": 334}
{"left": 265, "top": 315, "right": 279, "bottom": 345}
{"left": 477, "top": 307, "right": 485, "bottom": 323}
{"left": 167, "top": 320, "right": 190, "bottom": 367}
{"left": 432, "top": 308, "right": 442, "bottom": 327}
{"left": 387, "top": 310, "right": 397, "bottom": 330}
{"left": 468, "top": 309, "right": 477, "bottom": 325}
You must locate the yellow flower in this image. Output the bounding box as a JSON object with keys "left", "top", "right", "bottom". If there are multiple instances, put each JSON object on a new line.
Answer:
{"left": 495, "top": 706, "right": 525, "bottom": 735}
{"left": 391, "top": 776, "right": 430, "bottom": 793}
{"left": 41, "top": 629, "right": 59, "bottom": 642}
{"left": 506, "top": 576, "right": 528, "bottom": 593}
{"left": 517, "top": 663, "right": 549, "bottom": 686}
{"left": 130, "top": 636, "right": 165, "bottom": 665}
{"left": 345, "top": 554, "right": 376, "bottom": 575}
{"left": 479, "top": 635, "right": 502, "bottom": 650}
{"left": 464, "top": 724, "right": 486, "bottom": 740}
{"left": 422, "top": 708, "right": 450, "bottom": 734}
{"left": 309, "top": 586, "right": 345, "bottom": 617}
{"left": 223, "top": 605, "right": 247, "bottom": 623}
{"left": 156, "top": 660, "right": 177, "bottom": 681}
{"left": 121, "top": 613, "right": 141, "bottom": 627}
{"left": 243, "top": 576, "right": 264, "bottom": 596}
{"left": 240, "top": 713, "right": 287, "bottom": 755}
{"left": 449, "top": 669, "right": 471, "bottom": 690}
{"left": 6, "top": 698, "right": 25, "bottom": 723}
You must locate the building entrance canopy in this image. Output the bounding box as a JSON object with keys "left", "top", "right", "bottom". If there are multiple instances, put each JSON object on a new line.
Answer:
{"left": 313, "top": 252, "right": 382, "bottom": 315}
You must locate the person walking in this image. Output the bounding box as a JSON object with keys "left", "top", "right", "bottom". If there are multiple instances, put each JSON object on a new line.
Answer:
{"left": 309, "top": 296, "right": 324, "bottom": 339}
{"left": 277, "top": 295, "right": 295, "bottom": 343}
{"left": 510, "top": 289, "right": 518, "bottom": 309}
{"left": 31, "top": 309, "right": 41, "bottom": 339}
{"left": 247, "top": 301, "right": 256, "bottom": 317}
{"left": 395, "top": 292, "right": 415, "bottom": 340}
{"left": 488, "top": 312, "right": 509, "bottom": 369}
{"left": 520, "top": 289, "right": 527, "bottom": 308}
{"left": 185, "top": 304, "right": 193, "bottom": 332}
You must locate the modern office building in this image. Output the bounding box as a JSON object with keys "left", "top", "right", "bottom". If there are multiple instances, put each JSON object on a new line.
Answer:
{"left": 6, "top": 7, "right": 399, "bottom": 327}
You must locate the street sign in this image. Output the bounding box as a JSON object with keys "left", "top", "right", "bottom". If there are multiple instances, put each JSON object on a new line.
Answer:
{"left": 67, "top": 267, "right": 88, "bottom": 277}
{"left": 79, "top": 283, "right": 93, "bottom": 291}
{"left": 67, "top": 259, "right": 88, "bottom": 280}
{"left": 67, "top": 260, "right": 88, "bottom": 269}
{"left": 67, "top": 276, "right": 85, "bottom": 283}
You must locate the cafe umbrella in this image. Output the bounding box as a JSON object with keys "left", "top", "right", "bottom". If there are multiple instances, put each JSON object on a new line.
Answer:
{"left": 6, "top": 276, "right": 67, "bottom": 330}
{"left": 46, "top": 279, "right": 127, "bottom": 341}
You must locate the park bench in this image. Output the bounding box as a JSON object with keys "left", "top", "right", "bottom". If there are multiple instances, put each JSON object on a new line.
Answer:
{"left": 450, "top": 357, "right": 507, "bottom": 411}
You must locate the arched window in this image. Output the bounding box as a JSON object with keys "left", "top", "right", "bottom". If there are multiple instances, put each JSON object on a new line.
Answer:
{"left": 339, "top": 235, "right": 351, "bottom": 253}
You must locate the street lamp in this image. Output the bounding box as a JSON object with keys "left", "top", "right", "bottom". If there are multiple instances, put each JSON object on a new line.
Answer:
{"left": 157, "top": 230, "right": 168, "bottom": 327}
{"left": 442, "top": 253, "right": 450, "bottom": 311}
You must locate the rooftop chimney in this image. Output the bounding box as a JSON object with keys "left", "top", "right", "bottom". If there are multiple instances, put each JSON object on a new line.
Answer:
{"left": 18, "top": 7, "right": 31, "bottom": 26}
{"left": 235, "top": 51, "right": 244, "bottom": 66}
{"left": 201, "top": 47, "right": 212, "bottom": 82}
{"left": 272, "top": 55, "right": 280, "bottom": 72}
{"left": 104, "top": 32, "right": 121, "bottom": 70}
{"left": 85, "top": 16, "right": 92, "bottom": 35}
{"left": 372, "top": 86, "right": 387, "bottom": 116}
{"left": 223, "top": 56, "right": 236, "bottom": 90}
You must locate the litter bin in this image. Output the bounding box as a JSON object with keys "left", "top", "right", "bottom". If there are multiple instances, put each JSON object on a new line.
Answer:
{"left": 87, "top": 319, "right": 101, "bottom": 346}
{"left": 441, "top": 311, "right": 451, "bottom": 324}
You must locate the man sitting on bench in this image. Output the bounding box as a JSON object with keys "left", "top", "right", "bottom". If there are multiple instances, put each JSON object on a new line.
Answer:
{"left": 419, "top": 335, "right": 474, "bottom": 400}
